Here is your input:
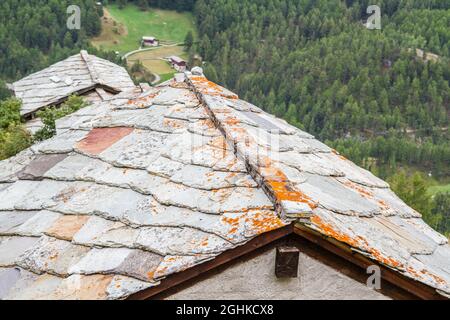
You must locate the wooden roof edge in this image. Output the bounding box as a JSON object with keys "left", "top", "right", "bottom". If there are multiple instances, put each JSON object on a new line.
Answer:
{"left": 127, "top": 224, "right": 294, "bottom": 300}
{"left": 293, "top": 223, "right": 449, "bottom": 300}
{"left": 127, "top": 221, "right": 448, "bottom": 300}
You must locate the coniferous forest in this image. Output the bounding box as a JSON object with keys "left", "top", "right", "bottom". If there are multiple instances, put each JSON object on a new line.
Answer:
{"left": 191, "top": 0, "right": 450, "bottom": 234}
{"left": 0, "top": 0, "right": 449, "bottom": 235}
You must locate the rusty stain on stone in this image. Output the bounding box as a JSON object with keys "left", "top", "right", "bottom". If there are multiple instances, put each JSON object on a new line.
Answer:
{"left": 76, "top": 127, "right": 134, "bottom": 155}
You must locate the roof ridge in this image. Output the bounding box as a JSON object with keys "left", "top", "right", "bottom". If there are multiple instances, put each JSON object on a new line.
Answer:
{"left": 185, "top": 74, "right": 313, "bottom": 222}
{"left": 80, "top": 50, "right": 101, "bottom": 85}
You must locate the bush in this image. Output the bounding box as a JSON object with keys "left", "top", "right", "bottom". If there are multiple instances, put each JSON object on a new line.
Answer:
{"left": 0, "top": 81, "right": 12, "bottom": 101}
{"left": 0, "top": 125, "right": 32, "bottom": 160}
{"left": 34, "top": 95, "right": 87, "bottom": 141}
{"left": 0, "top": 98, "right": 22, "bottom": 129}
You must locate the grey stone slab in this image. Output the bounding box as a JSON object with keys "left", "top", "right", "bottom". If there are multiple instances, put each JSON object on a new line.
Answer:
{"left": 241, "top": 111, "right": 288, "bottom": 132}
{"left": 0, "top": 180, "right": 40, "bottom": 210}
{"left": 153, "top": 182, "right": 272, "bottom": 214}
{"left": 11, "top": 210, "right": 61, "bottom": 236}
{"left": 146, "top": 156, "right": 185, "bottom": 178}
{"left": 19, "top": 236, "right": 89, "bottom": 276}
{"left": 0, "top": 183, "right": 13, "bottom": 192}
{"left": 169, "top": 164, "right": 257, "bottom": 190}
{"left": 16, "top": 154, "right": 68, "bottom": 181}
{"left": 153, "top": 254, "right": 216, "bottom": 280}
{"left": 135, "top": 226, "right": 235, "bottom": 256}
{"left": 404, "top": 246, "right": 450, "bottom": 295}
{"left": 278, "top": 152, "right": 344, "bottom": 177}
{"left": 46, "top": 274, "right": 115, "bottom": 300}
{"left": 0, "top": 236, "right": 40, "bottom": 266}
{"left": 307, "top": 208, "right": 411, "bottom": 271}
{"left": 165, "top": 105, "right": 209, "bottom": 121}
{"left": 4, "top": 272, "right": 63, "bottom": 300}
{"left": 319, "top": 152, "right": 389, "bottom": 188}
{"left": 116, "top": 250, "right": 163, "bottom": 281}
{"left": 46, "top": 153, "right": 155, "bottom": 193}
{"left": 0, "top": 268, "right": 22, "bottom": 299}
{"left": 13, "top": 180, "right": 73, "bottom": 211}
{"left": 0, "top": 149, "right": 35, "bottom": 183}
{"left": 43, "top": 153, "right": 94, "bottom": 181}
{"left": 153, "top": 87, "right": 196, "bottom": 106}
{"left": 162, "top": 131, "right": 247, "bottom": 172}
{"left": 91, "top": 107, "right": 189, "bottom": 134}
{"left": 55, "top": 114, "right": 97, "bottom": 132}
{"left": 367, "top": 186, "right": 422, "bottom": 218}
{"left": 296, "top": 173, "right": 380, "bottom": 216}
{"left": 31, "top": 129, "right": 88, "bottom": 154}
{"left": 403, "top": 218, "right": 448, "bottom": 245}
{"left": 188, "top": 119, "right": 222, "bottom": 137}
{"left": 52, "top": 182, "right": 153, "bottom": 221}
{"left": 69, "top": 247, "right": 163, "bottom": 281}
{"left": 98, "top": 129, "right": 169, "bottom": 169}
{"left": 106, "top": 275, "right": 158, "bottom": 300}
{"left": 364, "top": 216, "right": 438, "bottom": 255}
{"left": 73, "top": 216, "right": 139, "bottom": 248}
{"left": 0, "top": 211, "right": 38, "bottom": 235}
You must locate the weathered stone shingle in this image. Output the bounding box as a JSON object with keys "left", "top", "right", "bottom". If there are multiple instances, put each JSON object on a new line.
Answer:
{"left": 0, "top": 73, "right": 448, "bottom": 300}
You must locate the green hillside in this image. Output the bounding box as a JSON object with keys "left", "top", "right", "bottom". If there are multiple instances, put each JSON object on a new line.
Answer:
{"left": 92, "top": 4, "right": 197, "bottom": 54}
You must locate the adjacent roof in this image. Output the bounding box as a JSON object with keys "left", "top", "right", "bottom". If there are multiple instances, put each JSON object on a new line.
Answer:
{"left": 170, "top": 56, "right": 185, "bottom": 64}
{"left": 0, "top": 73, "right": 449, "bottom": 300}
{"left": 11, "top": 51, "right": 135, "bottom": 117}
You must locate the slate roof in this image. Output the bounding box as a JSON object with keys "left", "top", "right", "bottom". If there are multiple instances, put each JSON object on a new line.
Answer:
{"left": 11, "top": 51, "right": 135, "bottom": 117}
{"left": 0, "top": 72, "right": 449, "bottom": 299}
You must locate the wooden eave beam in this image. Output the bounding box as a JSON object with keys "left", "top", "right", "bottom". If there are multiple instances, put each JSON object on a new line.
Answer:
{"left": 293, "top": 224, "right": 447, "bottom": 300}
{"left": 127, "top": 224, "right": 294, "bottom": 300}
{"left": 127, "top": 221, "right": 447, "bottom": 300}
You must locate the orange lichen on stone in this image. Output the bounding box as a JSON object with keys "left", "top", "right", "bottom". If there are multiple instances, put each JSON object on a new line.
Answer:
{"left": 368, "top": 248, "right": 403, "bottom": 269}
{"left": 420, "top": 269, "right": 447, "bottom": 285}
{"left": 263, "top": 167, "right": 317, "bottom": 209}
{"left": 209, "top": 136, "right": 229, "bottom": 150}
{"left": 163, "top": 118, "right": 184, "bottom": 129}
{"left": 190, "top": 76, "right": 238, "bottom": 99}
{"left": 311, "top": 215, "right": 403, "bottom": 269}
{"left": 311, "top": 215, "right": 362, "bottom": 249}
{"left": 127, "top": 93, "right": 158, "bottom": 108}
{"left": 246, "top": 211, "right": 286, "bottom": 235}
{"left": 221, "top": 209, "right": 286, "bottom": 238}
{"left": 76, "top": 127, "right": 134, "bottom": 155}
{"left": 45, "top": 215, "right": 90, "bottom": 241}
{"left": 342, "top": 180, "right": 390, "bottom": 211}
{"left": 343, "top": 180, "right": 374, "bottom": 199}
{"left": 224, "top": 117, "right": 241, "bottom": 126}
{"left": 199, "top": 119, "right": 215, "bottom": 128}
{"left": 147, "top": 271, "right": 155, "bottom": 280}
{"left": 331, "top": 149, "right": 348, "bottom": 161}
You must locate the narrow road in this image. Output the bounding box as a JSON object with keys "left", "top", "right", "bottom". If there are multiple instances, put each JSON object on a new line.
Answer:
{"left": 122, "top": 42, "right": 183, "bottom": 60}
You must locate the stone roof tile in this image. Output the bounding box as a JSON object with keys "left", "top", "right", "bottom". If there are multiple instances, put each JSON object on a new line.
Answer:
{"left": 0, "top": 74, "right": 448, "bottom": 299}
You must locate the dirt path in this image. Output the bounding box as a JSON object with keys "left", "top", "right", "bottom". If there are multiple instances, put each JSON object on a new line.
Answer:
{"left": 122, "top": 42, "right": 183, "bottom": 60}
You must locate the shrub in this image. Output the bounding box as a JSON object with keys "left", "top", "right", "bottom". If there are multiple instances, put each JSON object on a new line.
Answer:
{"left": 34, "top": 95, "right": 87, "bottom": 141}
